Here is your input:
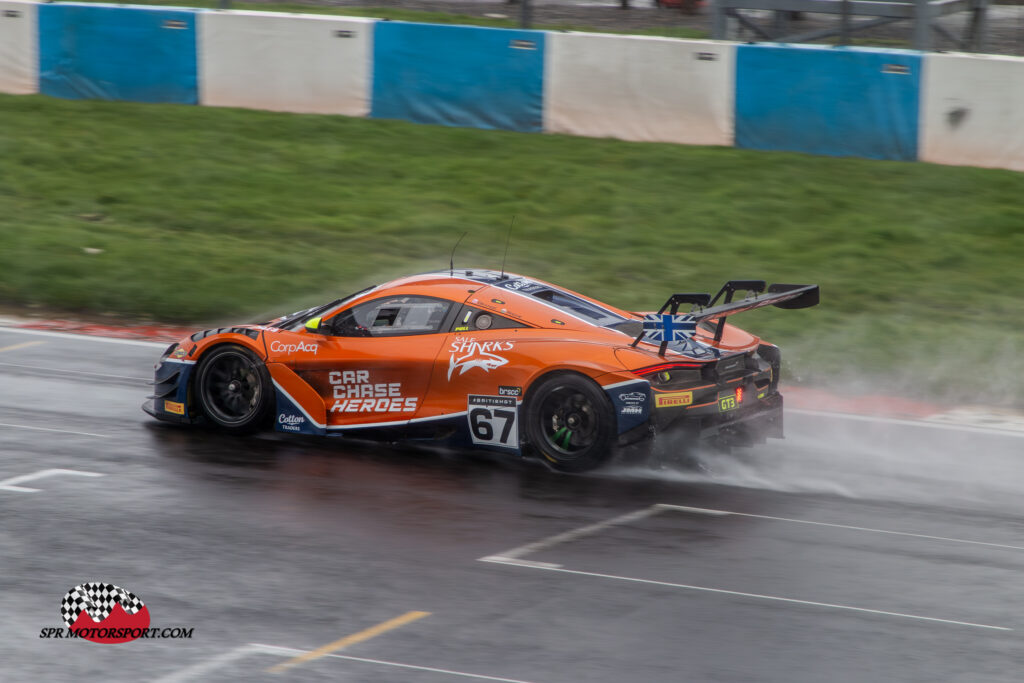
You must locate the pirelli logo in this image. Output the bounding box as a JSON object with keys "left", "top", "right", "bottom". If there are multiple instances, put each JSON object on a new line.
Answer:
{"left": 655, "top": 391, "right": 693, "bottom": 408}
{"left": 164, "top": 400, "right": 185, "bottom": 415}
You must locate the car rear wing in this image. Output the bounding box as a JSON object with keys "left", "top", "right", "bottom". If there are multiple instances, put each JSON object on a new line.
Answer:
{"left": 631, "top": 281, "right": 819, "bottom": 355}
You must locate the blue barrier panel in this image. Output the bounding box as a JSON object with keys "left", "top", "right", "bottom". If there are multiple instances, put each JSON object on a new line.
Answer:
{"left": 39, "top": 3, "right": 197, "bottom": 103}
{"left": 735, "top": 44, "right": 921, "bottom": 161}
{"left": 371, "top": 22, "right": 545, "bottom": 133}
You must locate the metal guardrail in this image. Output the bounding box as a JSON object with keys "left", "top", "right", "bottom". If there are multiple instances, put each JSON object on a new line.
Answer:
{"left": 711, "top": 0, "right": 990, "bottom": 50}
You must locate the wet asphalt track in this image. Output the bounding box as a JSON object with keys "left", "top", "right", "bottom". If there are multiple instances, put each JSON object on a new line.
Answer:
{"left": 2, "top": 326, "right": 1024, "bottom": 682}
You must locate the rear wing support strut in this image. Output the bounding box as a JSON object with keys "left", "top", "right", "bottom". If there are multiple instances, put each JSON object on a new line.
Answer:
{"left": 709, "top": 280, "right": 766, "bottom": 343}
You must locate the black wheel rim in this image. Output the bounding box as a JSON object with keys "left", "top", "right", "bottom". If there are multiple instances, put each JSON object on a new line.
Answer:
{"left": 200, "top": 351, "right": 262, "bottom": 426}
{"left": 537, "top": 385, "right": 600, "bottom": 460}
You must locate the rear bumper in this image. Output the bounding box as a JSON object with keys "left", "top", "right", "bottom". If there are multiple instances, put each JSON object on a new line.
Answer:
{"left": 655, "top": 392, "right": 784, "bottom": 444}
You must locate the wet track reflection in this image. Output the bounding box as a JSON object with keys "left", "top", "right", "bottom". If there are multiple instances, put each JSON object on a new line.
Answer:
{"left": 3, "top": 327, "right": 1024, "bottom": 683}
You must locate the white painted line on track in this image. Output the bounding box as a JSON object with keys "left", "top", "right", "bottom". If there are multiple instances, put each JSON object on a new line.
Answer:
{"left": 313, "top": 651, "right": 541, "bottom": 682}
{"left": 0, "top": 468, "right": 104, "bottom": 493}
{"left": 0, "top": 422, "right": 110, "bottom": 439}
{"left": 0, "top": 360, "right": 148, "bottom": 382}
{"left": 152, "top": 642, "right": 541, "bottom": 683}
{"left": 656, "top": 505, "right": 1024, "bottom": 552}
{"left": 481, "top": 558, "right": 1012, "bottom": 632}
{"left": 480, "top": 504, "right": 1020, "bottom": 633}
{"left": 484, "top": 503, "right": 1024, "bottom": 566}
{"left": 788, "top": 408, "right": 1024, "bottom": 438}
{"left": 152, "top": 644, "right": 301, "bottom": 683}
{"left": 0, "top": 326, "right": 166, "bottom": 348}
{"left": 478, "top": 506, "right": 663, "bottom": 566}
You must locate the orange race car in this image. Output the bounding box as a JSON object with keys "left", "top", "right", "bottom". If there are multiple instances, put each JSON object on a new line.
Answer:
{"left": 144, "top": 270, "right": 818, "bottom": 471}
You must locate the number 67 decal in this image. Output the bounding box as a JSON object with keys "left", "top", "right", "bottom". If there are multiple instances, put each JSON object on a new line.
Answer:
{"left": 467, "top": 395, "right": 519, "bottom": 450}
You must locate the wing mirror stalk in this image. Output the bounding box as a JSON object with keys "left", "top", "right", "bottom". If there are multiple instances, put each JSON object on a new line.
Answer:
{"left": 305, "top": 317, "right": 327, "bottom": 335}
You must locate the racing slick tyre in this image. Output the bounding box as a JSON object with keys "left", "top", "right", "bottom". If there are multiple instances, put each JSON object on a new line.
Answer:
{"left": 195, "top": 344, "right": 273, "bottom": 434}
{"left": 525, "top": 373, "right": 617, "bottom": 473}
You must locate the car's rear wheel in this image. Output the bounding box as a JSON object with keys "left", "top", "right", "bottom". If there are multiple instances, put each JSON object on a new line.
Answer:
{"left": 525, "top": 373, "right": 616, "bottom": 472}
{"left": 195, "top": 344, "right": 273, "bottom": 433}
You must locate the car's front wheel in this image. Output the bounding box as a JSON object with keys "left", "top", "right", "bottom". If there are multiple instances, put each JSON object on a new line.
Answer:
{"left": 524, "top": 373, "right": 616, "bottom": 472}
{"left": 195, "top": 344, "right": 273, "bottom": 433}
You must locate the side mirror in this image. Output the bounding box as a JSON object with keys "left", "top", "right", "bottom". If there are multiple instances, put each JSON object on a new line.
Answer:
{"left": 304, "top": 316, "right": 326, "bottom": 334}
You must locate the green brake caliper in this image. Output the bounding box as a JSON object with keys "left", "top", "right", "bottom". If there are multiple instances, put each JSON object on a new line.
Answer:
{"left": 553, "top": 427, "right": 572, "bottom": 449}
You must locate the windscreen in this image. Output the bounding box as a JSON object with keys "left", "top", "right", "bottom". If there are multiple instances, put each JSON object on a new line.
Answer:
{"left": 273, "top": 286, "right": 377, "bottom": 331}
{"left": 494, "top": 278, "right": 627, "bottom": 327}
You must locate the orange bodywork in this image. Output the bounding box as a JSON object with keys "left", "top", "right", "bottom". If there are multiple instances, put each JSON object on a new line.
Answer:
{"left": 260, "top": 273, "right": 758, "bottom": 428}
{"left": 148, "top": 270, "right": 782, "bottom": 453}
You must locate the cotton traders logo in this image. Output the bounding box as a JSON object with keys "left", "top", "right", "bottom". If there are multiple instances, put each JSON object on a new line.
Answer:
{"left": 60, "top": 583, "right": 150, "bottom": 644}
{"left": 447, "top": 338, "right": 513, "bottom": 380}
{"left": 278, "top": 413, "right": 305, "bottom": 431}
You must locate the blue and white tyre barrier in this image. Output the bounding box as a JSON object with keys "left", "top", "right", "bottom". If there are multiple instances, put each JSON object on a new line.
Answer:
{"left": 39, "top": 3, "right": 198, "bottom": 103}
{"left": 736, "top": 44, "right": 921, "bottom": 161}
{"left": 0, "top": 0, "right": 37, "bottom": 95}
{"left": 199, "top": 11, "right": 374, "bottom": 116}
{"left": 920, "top": 52, "right": 1024, "bottom": 171}
{"left": 371, "top": 22, "right": 546, "bottom": 133}
{"left": 544, "top": 34, "right": 735, "bottom": 146}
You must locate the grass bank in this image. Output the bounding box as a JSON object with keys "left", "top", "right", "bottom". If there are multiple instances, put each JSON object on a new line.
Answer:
{"left": 1, "top": 95, "right": 1022, "bottom": 402}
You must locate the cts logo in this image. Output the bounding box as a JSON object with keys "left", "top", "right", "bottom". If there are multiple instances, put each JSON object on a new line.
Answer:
{"left": 269, "top": 340, "right": 318, "bottom": 355}
{"left": 60, "top": 583, "right": 150, "bottom": 644}
{"left": 447, "top": 339, "right": 513, "bottom": 381}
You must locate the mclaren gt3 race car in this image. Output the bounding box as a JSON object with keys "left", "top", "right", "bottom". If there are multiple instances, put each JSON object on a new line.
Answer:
{"left": 144, "top": 271, "right": 818, "bottom": 471}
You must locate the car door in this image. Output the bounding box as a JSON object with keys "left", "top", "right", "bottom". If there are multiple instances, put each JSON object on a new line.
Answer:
{"left": 421, "top": 305, "right": 534, "bottom": 451}
{"left": 289, "top": 295, "right": 457, "bottom": 428}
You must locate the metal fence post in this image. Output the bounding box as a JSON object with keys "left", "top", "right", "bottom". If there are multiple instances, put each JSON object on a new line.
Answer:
{"left": 913, "top": 0, "right": 932, "bottom": 50}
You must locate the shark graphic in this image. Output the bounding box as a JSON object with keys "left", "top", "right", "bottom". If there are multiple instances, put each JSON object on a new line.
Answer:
{"left": 448, "top": 350, "right": 509, "bottom": 380}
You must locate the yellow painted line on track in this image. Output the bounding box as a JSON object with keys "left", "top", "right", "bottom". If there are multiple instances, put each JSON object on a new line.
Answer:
{"left": 267, "top": 610, "right": 430, "bottom": 674}
{"left": 0, "top": 341, "right": 45, "bottom": 353}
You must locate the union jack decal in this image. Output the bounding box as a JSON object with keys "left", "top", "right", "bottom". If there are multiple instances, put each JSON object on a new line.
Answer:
{"left": 641, "top": 313, "right": 697, "bottom": 343}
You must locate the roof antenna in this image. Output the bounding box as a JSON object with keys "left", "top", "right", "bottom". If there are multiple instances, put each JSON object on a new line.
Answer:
{"left": 449, "top": 231, "right": 467, "bottom": 277}
{"left": 499, "top": 216, "right": 515, "bottom": 280}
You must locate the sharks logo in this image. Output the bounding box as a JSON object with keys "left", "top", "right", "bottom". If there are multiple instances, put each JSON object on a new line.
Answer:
{"left": 449, "top": 351, "right": 508, "bottom": 380}
{"left": 448, "top": 338, "right": 514, "bottom": 381}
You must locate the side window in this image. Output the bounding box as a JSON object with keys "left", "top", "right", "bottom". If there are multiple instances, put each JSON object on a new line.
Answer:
{"left": 451, "top": 306, "right": 529, "bottom": 332}
{"left": 330, "top": 296, "right": 453, "bottom": 337}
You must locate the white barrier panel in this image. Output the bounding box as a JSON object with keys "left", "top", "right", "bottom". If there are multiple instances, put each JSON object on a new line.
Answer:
{"left": 199, "top": 11, "right": 373, "bottom": 116}
{"left": 921, "top": 53, "right": 1024, "bottom": 171}
{"left": 0, "top": 0, "right": 37, "bottom": 94}
{"left": 544, "top": 34, "right": 734, "bottom": 146}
